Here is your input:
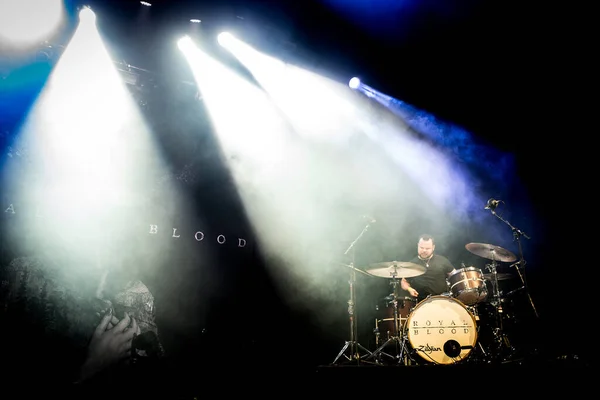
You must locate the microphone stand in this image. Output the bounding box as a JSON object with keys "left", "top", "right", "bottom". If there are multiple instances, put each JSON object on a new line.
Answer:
{"left": 488, "top": 207, "right": 538, "bottom": 318}
{"left": 331, "top": 220, "right": 375, "bottom": 365}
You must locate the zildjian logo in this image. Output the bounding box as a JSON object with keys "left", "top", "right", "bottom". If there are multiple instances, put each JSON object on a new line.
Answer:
{"left": 416, "top": 344, "right": 442, "bottom": 354}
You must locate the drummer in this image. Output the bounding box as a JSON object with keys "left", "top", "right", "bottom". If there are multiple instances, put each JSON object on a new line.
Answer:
{"left": 401, "top": 233, "right": 456, "bottom": 301}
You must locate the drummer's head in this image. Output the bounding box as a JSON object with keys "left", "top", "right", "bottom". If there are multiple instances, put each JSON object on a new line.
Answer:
{"left": 417, "top": 234, "right": 435, "bottom": 259}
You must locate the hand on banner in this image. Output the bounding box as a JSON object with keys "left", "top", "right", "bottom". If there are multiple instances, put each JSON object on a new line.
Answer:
{"left": 78, "top": 310, "right": 140, "bottom": 383}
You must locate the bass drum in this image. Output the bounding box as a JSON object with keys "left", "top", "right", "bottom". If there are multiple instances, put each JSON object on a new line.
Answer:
{"left": 406, "top": 295, "right": 478, "bottom": 365}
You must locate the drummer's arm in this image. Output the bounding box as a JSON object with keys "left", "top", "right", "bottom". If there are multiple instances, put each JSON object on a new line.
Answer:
{"left": 448, "top": 262, "right": 458, "bottom": 275}
{"left": 401, "top": 278, "right": 418, "bottom": 297}
{"left": 401, "top": 278, "right": 410, "bottom": 290}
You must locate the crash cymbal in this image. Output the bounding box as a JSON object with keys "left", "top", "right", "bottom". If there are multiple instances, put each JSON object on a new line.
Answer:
{"left": 338, "top": 263, "right": 371, "bottom": 276}
{"left": 465, "top": 243, "right": 517, "bottom": 262}
{"left": 483, "top": 273, "right": 514, "bottom": 281}
{"left": 365, "top": 261, "right": 426, "bottom": 278}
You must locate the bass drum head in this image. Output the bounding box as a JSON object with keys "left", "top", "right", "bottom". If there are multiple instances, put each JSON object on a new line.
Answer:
{"left": 406, "top": 295, "right": 477, "bottom": 365}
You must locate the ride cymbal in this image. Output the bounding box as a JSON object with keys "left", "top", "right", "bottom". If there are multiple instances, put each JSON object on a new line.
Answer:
{"left": 465, "top": 243, "right": 517, "bottom": 262}
{"left": 365, "top": 261, "right": 426, "bottom": 278}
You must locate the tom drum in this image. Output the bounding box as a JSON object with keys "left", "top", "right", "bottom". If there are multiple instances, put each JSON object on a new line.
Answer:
{"left": 447, "top": 267, "right": 488, "bottom": 305}
{"left": 374, "top": 296, "right": 416, "bottom": 346}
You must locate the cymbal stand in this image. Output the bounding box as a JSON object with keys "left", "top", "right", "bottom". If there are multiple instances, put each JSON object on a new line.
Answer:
{"left": 363, "top": 276, "right": 412, "bottom": 365}
{"left": 331, "top": 221, "right": 375, "bottom": 365}
{"left": 484, "top": 255, "right": 517, "bottom": 362}
{"left": 488, "top": 205, "right": 537, "bottom": 318}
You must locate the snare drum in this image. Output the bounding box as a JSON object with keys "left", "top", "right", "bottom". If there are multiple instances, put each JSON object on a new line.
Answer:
{"left": 447, "top": 267, "right": 488, "bottom": 305}
{"left": 406, "top": 295, "right": 478, "bottom": 364}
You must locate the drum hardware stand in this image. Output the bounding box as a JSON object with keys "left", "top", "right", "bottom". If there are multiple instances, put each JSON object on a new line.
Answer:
{"left": 373, "top": 281, "right": 404, "bottom": 348}
{"left": 505, "top": 286, "right": 525, "bottom": 296}
{"left": 483, "top": 258, "right": 517, "bottom": 362}
{"left": 465, "top": 305, "right": 489, "bottom": 362}
{"left": 363, "top": 276, "right": 413, "bottom": 366}
{"left": 475, "top": 341, "right": 489, "bottom": 362}
{"left": 461, "top": 305, "right": 490, "bottom": 364}
{"left": 487, "top": 200, "right": 537, "bottom": 318}
{"left": 331, "top": 219, "right": 375, "bottom": 365}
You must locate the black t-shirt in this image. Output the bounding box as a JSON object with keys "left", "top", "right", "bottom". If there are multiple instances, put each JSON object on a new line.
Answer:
{"left": 405, "top": 254, "right": 455, "bottom": 300}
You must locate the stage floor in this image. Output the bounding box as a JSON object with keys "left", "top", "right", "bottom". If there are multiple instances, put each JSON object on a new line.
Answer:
{"left": 311, "top": 352, "right": 590, "bottom": 394}
{"left": 59, "top": 350, "right": 589, "bottom": 399}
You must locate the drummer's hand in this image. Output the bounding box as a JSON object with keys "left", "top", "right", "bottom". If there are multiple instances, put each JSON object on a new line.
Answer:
{"left": 408, "top": 287, "right": 418, "bottom": 297}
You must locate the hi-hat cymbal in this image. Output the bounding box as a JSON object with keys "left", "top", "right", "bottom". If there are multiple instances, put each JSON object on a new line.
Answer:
{"left": 365, "top": 261, "right": 426, "bottom": 278}
{"left": 465, "top": 243, "right": 517, "bottom": 262}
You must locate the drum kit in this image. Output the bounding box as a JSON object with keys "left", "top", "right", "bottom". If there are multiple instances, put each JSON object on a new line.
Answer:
{"left": 332, "top": 241, "right": 530, "bottom": 366}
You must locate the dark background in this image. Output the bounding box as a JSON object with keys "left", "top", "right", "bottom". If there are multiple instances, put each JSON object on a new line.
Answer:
{"left": 1, "top": 0, "right": 585, "bottom": 382}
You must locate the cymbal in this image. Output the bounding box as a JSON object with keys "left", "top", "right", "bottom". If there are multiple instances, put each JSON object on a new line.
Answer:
{"left": 483, "top": 273, "right": 514, "bottom": 281}
{"left": 465, "top": 243, "right": 517, "bottom": 262}
{"left": 338, "top": 263, "right": 371, "bottom": 276}
{"left": 365, "top": 261, "right": 426, "bottom": 278}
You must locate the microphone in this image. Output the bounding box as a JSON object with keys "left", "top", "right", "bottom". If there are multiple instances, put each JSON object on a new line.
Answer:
{"left": 443, "top": 340, "right": 473, "bottom": 358}
{"left": 484, "top": 198, "right": 501, "bottom": 210}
